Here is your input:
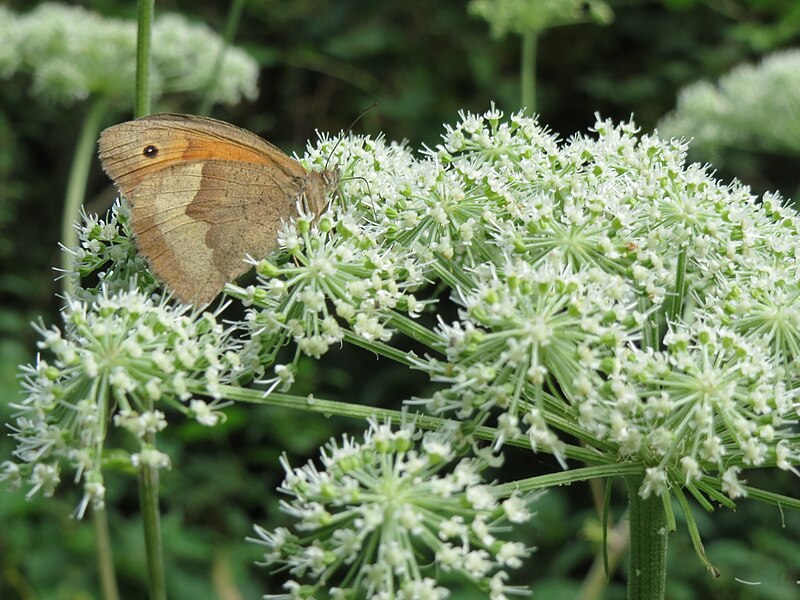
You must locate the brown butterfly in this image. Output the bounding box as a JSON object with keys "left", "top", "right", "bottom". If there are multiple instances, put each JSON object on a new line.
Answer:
{"left": 98, "top": 113, "right": 338, "bottom": 305}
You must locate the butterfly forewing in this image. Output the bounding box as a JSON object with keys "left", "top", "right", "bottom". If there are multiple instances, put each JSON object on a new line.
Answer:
{"left": 98, "top": 113, "right": 337, "bottom": 305}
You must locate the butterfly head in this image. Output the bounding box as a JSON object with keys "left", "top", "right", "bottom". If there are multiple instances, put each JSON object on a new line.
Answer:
{"left": 301, "top": 168, "right": 340, "bottom": 220}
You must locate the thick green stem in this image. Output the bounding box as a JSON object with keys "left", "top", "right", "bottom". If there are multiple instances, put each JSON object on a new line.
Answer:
{"left": 189, "top": 383, "right": 617, "bottom": 464}
{"left": 521, "top": 30, "right": 538, "bottom": 115}
{"left": 135, "top": 7, "right": 164, "bottom": 596}
{"left": 138, "top": 456, "right": 166, "bottom": 600}
{"left": 625, "top": 475, "right": 667, "bottom": 600}
{"left": 60, "top": 98, "right": 108, "bottom": 296}
{"left": 135, "top": 0, "right": 155, "bottom": 118}
{"left": 92, "top": 506, "right": 120, "bottom": 600}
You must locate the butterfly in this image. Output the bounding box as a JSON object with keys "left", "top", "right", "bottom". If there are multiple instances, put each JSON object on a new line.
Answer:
{"left": 98, "top": 113, "right": 338, "bottom": 305}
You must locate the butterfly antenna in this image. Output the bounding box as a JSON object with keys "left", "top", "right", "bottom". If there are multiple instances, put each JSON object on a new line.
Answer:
{"left": 323, "top": 102, "right": 378, "bottom": 172}
{"left": 343, "top": 175, "right": 376, "bottom": 219}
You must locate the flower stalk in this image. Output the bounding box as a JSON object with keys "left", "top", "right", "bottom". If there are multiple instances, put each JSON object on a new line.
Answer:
{"left": 134, "top": 5, "right": 164, "bottom": 598}
{"left": 521, "top": 30, "right": 537, "bottom": 113}
{"left": 139, "top": 445, "right": 167, "bottom": 600}
{"left": 625, "top": 474, "right": 668, "bottom": 600}
{"left": 135, "top": 0, "right": 154, "bottom": 117}
{"left": 92, "top": 506, "right": 120, "bottom": 600}
{"left": 60, "top": 97, "right": 107, "bottom": 296}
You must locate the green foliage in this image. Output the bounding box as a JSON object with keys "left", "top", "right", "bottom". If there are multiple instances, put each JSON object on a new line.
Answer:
{"left": 2, "top": 0, "right": 800, "bottom": 599}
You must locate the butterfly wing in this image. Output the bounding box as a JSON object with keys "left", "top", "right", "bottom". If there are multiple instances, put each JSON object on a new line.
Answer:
{"left": 98, "top": 113, "right": 304, "bottom": 190}
{"left": 131, "top": 159, "right": 307, "bottom": 304}
{"left": 98, "top": 113, "right": 315, "bottom": 305}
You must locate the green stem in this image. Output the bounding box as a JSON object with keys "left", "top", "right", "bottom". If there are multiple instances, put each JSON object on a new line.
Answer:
{"left": 342, "top": 329, "right": 419, "bottom": 366}
{"left": 739, "top": 483, "right": 800, "bottom": 510}
{"left": 136, "top": 0, "right": 155, "bottom": 118}
{"left": 189, "top": 382, "right": 617, "bottom": 464}
{"left": 639, "top": 296, "right": 659, "bottom": 352}
{"left": 673, "top": 486, "right": 719, "bottom": 576}
{"left": 198, "top": 0, "right": 247, "bottom": 116}
{"left": 92, "top": 506, "right": 120, "bottom": 600}
{"left": 495, "top": 464, "right": 644, "bottom": 496}
{"left": 602, "top": 477, "right": 612, "bottom": 577}
{"left": 430, "top": 257, "right": 475, "bottom": 291}
{"left": 625, "top": 475, "right": 667, "bottom": 600}
{"left": 521, "top": 30, "right": 538, "bottom": 115}
{"left": 662, "top": 246, "right": 687, "bottom": 341}
{"left": 60, "top": 98, "right": 108, "bottom": 296}
{"left": 385, "top": 311, "right": 445, "bottom": 352}
{"left": 135, "top": 6, "right": 164, "bottom": 598}
{"left": 340, "top": 312, "right": 444, "bottom": 366}
{"left": 138, "top": 454, "right": 166, "bottom": 600}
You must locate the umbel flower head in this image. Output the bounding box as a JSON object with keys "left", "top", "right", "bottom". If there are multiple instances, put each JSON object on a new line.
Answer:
{"left": 402, "top": 109, "right": 800, "bottom": 498}
{"left": 21, "top": 103, "right": 798, "bottom": 537}
{"left": 658, "top": 48, "right": 800, "bottom": 160}
{"left": 250, "top": 419, "right": 536, "bottom": 600}
{"left": 1, "top": 289, "right": 240, "bottom": 517}
{"left": 233, "top": 135, "right": 429, "bottom": 378}
{"left": 246, "top": 107, "right": 800, "bottom": 505}
{"left": 0, "top": 2, "right": 258, "bottom": 106}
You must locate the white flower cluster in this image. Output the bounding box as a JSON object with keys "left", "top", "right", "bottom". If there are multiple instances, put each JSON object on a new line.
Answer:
{"left": 0, "top": 6, "right": 21, "bottom": 77}
{"left": 251, "top": 420, "right": 535, "bottom": 600}
{"left": 9, "top": 106, "right": 800, "bottom": 593}
{"left": 659, "top": 49, "right": 800, "bottom": 160}
{"left": 151, "top": 13, "right": 259, "bottom": 106}
{"left": 237, "top": 136, "right": 429, "bottom": 374}
{"left": 239, "top": 107, "right": 800, "bottom": 502}
{"left": 405, "top": 109, "right": 800, "bottom": 497}
{"left": 66, "top": 200, "right": 159, "bottom": 301}
{"left": 0, "top": 3, "right": 258, "bottom": 106}
{"left": 2, "top": 290, "right": 240, "bottom": 516}
{"left": 467, "top": 0, "right": 612, "bottom": 38}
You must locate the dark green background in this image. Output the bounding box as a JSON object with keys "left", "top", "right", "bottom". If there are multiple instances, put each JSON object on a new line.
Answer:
{"left": 1, "top": 1, "right": 799, "bottom": 599}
